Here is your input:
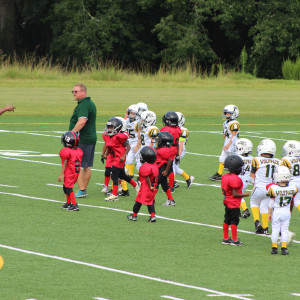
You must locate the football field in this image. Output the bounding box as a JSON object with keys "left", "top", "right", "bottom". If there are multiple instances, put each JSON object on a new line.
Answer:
{"left": 1, "top": 111, "right": 300, "bottom": 299}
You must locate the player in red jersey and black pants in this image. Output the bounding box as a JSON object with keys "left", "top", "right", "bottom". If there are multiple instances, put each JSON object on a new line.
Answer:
{"left": 221, "top": 155, "right": 249, "bottom": 245}
{"left": 127, "top": 146, "right": 159, "bottom": 222}
{"left": 58, "top": 131, "right": 83, "bottom": 211}
{"left": 155, "top": 131, "right": 177, "bottom": 206}
{"left": 160, "top": 111, "right": 182, "bottom": 191}
{"left": 102, "top": 117, "right": 140, "bottom": 201}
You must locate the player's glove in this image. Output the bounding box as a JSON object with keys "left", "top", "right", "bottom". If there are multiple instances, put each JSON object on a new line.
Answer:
{"left": 101, "top": 155, "right": 105, "bottom": 164}
{"left": 175, "top": 155, "right": 180, "bottom": 165}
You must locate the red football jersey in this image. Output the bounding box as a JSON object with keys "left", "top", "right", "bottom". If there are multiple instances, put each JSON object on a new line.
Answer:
{"left": 59, "top": 147, "right": 83, "bottom": 188}
{"left": 136, "top": 162, "right": 159, "bottom": 205}
{"left": 156, "top": 147, "right": 172, "bottom": 168}
{"left": 160, "top": 126, "right": 181, "bottom": 146}
{"left": 102, "top": 132, "right": 129, "bottom": 168}
{"left": 221, "top": 173, "right": 243, "bottom": 208}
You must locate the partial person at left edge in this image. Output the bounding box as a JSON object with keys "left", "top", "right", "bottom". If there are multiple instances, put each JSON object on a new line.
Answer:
{"left": 69, "top": 83, "right": 97, "bottom": 198}
{"left": 0, "top": 105, "right": 16, "bottom": 116}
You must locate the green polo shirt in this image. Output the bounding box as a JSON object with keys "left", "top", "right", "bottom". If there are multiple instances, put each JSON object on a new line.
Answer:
{"left": 69, "top": 97, "right": 97, "bottom": 145}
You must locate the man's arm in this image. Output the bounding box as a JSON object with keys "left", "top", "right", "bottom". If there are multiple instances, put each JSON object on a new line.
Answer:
{"left": 72, "top": 117, "right": 87, "bottom": 132}
{"left": 0, "top": 105, "right": 16, "bottom": 116}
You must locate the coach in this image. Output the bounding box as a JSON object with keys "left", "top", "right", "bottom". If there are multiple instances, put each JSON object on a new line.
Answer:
{"left": 69, "top": 83, "right": 97, "bottom": 198}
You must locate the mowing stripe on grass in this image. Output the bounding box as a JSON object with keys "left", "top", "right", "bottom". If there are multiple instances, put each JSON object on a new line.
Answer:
{"left": 0, "top": 191, "right": 298, "bottom": 244}
{"left": 0, "top": 243, "right": 254, "bottom": 300}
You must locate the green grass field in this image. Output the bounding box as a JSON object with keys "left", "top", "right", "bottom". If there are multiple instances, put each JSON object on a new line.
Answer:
{"left": 1, "top": 84, "right": 300, "bottom": 300}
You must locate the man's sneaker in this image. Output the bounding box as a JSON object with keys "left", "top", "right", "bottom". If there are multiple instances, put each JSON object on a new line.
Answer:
{"left": 148, "top": 216, "right": 157, "bottom": 222}
{"left": 75, "top": 190, "right": 88, "bottom": 198}
{"left": 101, "top": 185, "right": 108, "bottom": 193}
{"left": 281, "top": 247, "right": 289, "bottom": 255}
{"left": 135, "top": 181, "right": 141, "bottom": 193}
{"left": 61, "top": 202, "right": 71, "bottom": 209}
{"left": 67, "top": 203, "right": 79, "bottom": 211}
{"left": 271, "top": 247, "right": 278, "bottom": 255}
{"left": 263, "top": 227, "right": 269, "bottom": 235}
{"left": 173, "top": 181, "right": 180, "bottom": 189}
{"left": 209, "top": 173, "right": 222, "bottom": 181}
{"left": 105, "top": 194, "right": 119, "bottom": 201}
{"left": 162, "top": 199, "right": 176, "bottom": 206}
{"left": 231, "top": 239, "right": 243, "bottom": 246}
{"left": 241, "top": 208, "right": 250, "bottom": 219}
{"left": 127, "top": 214, "right": 137, "bottom": 221}
{"left": 186, "top": 176, "right": 195, "bottom": 188}
{"left": 105, "top": 189, "right": 112, "bottom": 196}
{"left": 222, "top": 237, "right": 232, "bottom": 245}
{"left": 118, "top": 189, "right": 130, "bottom": 196}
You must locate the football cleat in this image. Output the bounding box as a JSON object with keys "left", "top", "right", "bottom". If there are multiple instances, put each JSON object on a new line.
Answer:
{"left": 105, "top": 189, "right": 112, "bottom": 195}
{"left": 75, "top": 190, "right": 88, "bottom": 198}
{"left": 61, "top": 202, "right": 71, "bottom": 209}
{"left": 241, "top": 208, "right": 251, "bottom": 219}
{"left": 170, "top": 187, "right": 175, "bottom": 193}
{"left": 67, "top": 203, "right": 79, "bottom": 211}
{"left": 135, "top": 181, "right": 141, "bottom": 193}
{"left": 209, "top": 173, "right": 222, "bottom": 181}
{"left": 105, "top": 194, "right": 119, "bottom": 201}
{"left": 222, "top": 238, "right": 232, "bottom": 245}
{"left": 101, "top": 185, "right": 109, "bottom": 193}
{"left": 230, "top": 239, "right": 243, "bottom": 246}
{"left": 118, "top": 189, "right": 130, "bottom": 196}
{"left": 162, "top": 199, "right": 176, "bottom": 206}
{"left": 148, "top": 216, "right": 157, "bottom": 222}
{"left": 173, "top": 181, "right": 180, "bottom": 189}
{"left": 127, "top": 214, "right": 137, "bottom": 221}
{"left": 271, "top": 247, "right": 278, "bottom": 255}
{"left": 255, "top": 220, "right": 264, "bottom": 234}
{"left": 263, "top": 227, "right": 269, "bottom": 235}
{"left": 281, "top": 247, "right": 289, "bottom": 255}
{"left": 186, "top": 176, "right": 195, "bottom": 188}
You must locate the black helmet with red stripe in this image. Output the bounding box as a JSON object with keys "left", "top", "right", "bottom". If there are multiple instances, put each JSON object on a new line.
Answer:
{"left": 140, "top": 146, "right": 158, "bottom": 164}
{"left": 61, "top": 131, "right": 80, "bottom": 149}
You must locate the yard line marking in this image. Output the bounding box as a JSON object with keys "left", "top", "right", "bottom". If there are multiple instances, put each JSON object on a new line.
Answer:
{"left": 0, "top": 243, "right": 254, "bottom": 300}
{"left": 0, "top": 191, "right": 298, "bottom": 244}
{"left": 207, "top": 294, "right": 254, "bottom": 297}
{"left": 46, "top": 184, "right": 62, "bottom": 187}
{"left": 93, "top": 297, "right": 111, "bottom": 300}
{"left": 0, "top": 184, "right": 18, "bottom": 188}
{"left": 291, "top": 293, "right": 300, "bottom": 296}
{"left": 161, "top": 296, "right": 186, "bottom": 300}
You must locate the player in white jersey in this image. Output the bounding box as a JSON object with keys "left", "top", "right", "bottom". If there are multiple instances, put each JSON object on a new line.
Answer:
{"left": 118, "top": 105, "right": 140, "bottom": 196}
{"left": 136, "top": 110, "right": 159, "bottom": 171}
{"left": 209, "top": 105, "right": 240, "bottom": 181}
{"left": 171, "top": 112, "right": 194, "bottom": 190}
{"left": 236, "top": 138, "right": 253, "bottom": 218}
{"left": 250, "top": 139, "right": 280, "bottom": 235}
{"left": 267, "top": 166, "right": 298, "bottom": 255}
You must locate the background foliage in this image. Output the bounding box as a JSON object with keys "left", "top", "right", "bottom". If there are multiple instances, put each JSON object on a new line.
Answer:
{"left": 3, "top": 0, "right": 299, "bottom": 78}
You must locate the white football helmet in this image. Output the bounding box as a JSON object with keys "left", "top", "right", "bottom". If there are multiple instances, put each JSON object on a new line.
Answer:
{"left": 136, "top": 102, "right": 148, "bottom": 118}
{"left": 273, "top": 165, "right": 291, "bottom": 183}
{"left": 236, "top": 138, "right": 253, "bottom": 155}
{"left": 127, "top": 104, "right": 139, "bottom": 122}
{"left": 281, "top": 140, "right": 300, "bottom": 157}
{"left": 176, "top": 112, "right": 185, "bottom": 127}
{"left": 223, "top": 105, "right": 239, "bottom": 120}
{"left": 115, "top": 117, "right": 127, "bottom": 132}
{"left": 257, "top": 139, "right": 276, "bottom": 157}
{"left": 141, "top": 110, "right": 156, "bottom": 127}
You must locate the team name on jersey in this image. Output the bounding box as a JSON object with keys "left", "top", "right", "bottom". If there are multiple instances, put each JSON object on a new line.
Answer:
{"left": 258, "top": 158, "right": 280, "bottom": 165}
{"left": 275, "top": 189, "right": 296, "bottom": 196}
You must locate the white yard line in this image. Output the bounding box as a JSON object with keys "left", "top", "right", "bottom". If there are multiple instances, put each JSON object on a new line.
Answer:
{"left": 0, "top": 243, "right": 254, "bottom": 300}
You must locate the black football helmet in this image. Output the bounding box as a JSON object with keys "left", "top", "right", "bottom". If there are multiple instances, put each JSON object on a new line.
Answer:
{"left": 105, "top": 117, "right": 123, "bottom": 136}
{"left": 61, "top": 131, "right": 80, "bottom": 148}
{"left": 224, "top": 155, "right": 244, "bottom": 175}
{"left": 162, "top": 111, "right": 179, "bottom": 127}
{"left": 140, "top": 146, "right": 158, "bottom": 164}
{"left": 157, "top": 131, "right": 174, "bottom": 148}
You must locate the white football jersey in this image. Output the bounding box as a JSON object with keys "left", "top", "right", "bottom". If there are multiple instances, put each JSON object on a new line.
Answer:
{"left": 267, "top": 183, "right": 297, "bottom": 209}
{"left": 251, "top": 157, "right": 280, "bottom": 189}
{"left": 140, "top": 125, "right": 159, "bottom": 148}
{"left": 281, "top": 156, "right": 300, "bottom": 185}
{"left": 179, "top": 127, "right": 189, "bottom": 150}
{"left": 223, "top": 119, "right": 240, "bottom": 147}
{"left": 126, "top": 119, "right": 139, "bottom": 146}
{"left": 238, "top": 154, "right": 253, "bottom": 181}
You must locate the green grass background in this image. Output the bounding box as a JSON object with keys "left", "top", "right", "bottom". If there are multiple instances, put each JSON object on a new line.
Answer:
{"left": 0, "top": 81, "right": 300, "bottom": 299}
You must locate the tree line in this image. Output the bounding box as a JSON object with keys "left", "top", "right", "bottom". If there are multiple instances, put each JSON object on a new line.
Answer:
{"left": 1, "top": 0, "right": 299, "bottom": 78}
